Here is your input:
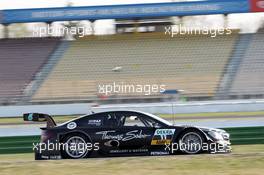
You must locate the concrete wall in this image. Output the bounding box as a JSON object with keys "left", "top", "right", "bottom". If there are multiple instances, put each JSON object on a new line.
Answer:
{"left": 0, "top": 103, "right": 92, "bottom": 117}
{"left": 92, "top": 99, "right": 264, "bottom": 114}
{"left": 1, "top": 99, "right": 264, "bottom": 117}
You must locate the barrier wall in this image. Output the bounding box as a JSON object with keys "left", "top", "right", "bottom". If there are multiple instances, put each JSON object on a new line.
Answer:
{"left": 0, "top": 103, "right": 92, "bottom": 117}
{"left": 1, "top": 99, "right": 264, "bottom": 117}
{"left": 92, "top": 99, "right": 264, "bottom": 114}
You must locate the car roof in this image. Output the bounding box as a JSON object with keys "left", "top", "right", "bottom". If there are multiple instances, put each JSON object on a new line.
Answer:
{"left": 58, "top": 110, "right": 143, "bottom": 126}
{"left": 59, "top": 110, "right": 172, "bottom": 126}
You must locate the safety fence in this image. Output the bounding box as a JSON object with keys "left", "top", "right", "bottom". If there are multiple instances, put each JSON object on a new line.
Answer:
{"left": 0, "top": 126, "right": 263, "bottom": 154}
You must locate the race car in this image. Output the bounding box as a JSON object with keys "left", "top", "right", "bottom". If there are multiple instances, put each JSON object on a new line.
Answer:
{"left": 23, "top": 110, "right": 231, "bottom": 160}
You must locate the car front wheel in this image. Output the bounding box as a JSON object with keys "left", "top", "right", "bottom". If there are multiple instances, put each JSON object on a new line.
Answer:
{"left": 178, "top": 130, "right": 205, "bottom": 154}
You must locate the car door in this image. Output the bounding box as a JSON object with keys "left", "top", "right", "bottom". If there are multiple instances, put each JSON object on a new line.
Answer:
{"left": 87, "top": 112, "right": 121, "bottom": 154}
{"left": 113, "top": 112, "right": 155, "bottom": 154}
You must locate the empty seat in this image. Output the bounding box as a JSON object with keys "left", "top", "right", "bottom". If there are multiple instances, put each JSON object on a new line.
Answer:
{"left": 32, "top": 33, "right": 238, "bottom": 102}
{"left": 0, "top": 38, "right": 61, "bottom": 103}
{"left": 230, "top": 33, "right": 264, "bottom": 96}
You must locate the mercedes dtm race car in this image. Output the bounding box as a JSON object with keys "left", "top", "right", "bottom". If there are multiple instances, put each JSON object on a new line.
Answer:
{"left": 23, "top": 110, "right": 231, "bottom": 160}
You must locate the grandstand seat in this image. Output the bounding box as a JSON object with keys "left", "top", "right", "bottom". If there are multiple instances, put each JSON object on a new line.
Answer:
{"left": 32, "top": 33, "right": 238, "bottom": 102}
{"left": 0, "top": 38, "right": 60, "bottom": 104}
{"left": 230, "top": 33, "right": 264, "bottom": 96}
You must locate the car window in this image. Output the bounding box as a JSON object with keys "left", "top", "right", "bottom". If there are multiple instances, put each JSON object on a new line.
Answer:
{"left": 75, "top": 113, "right": 119, "bottom": 128}
{"left": 116, "top": 112, "right": 159, "bottom": 128}
{"left": 76, "top": 112, "right": 162, "bottom": 128}
{"left": 142, "top": 116, "right": 162, "bottom": 128}
{"left": 104, "top": 113, "right": 120, "bottom": 128}
{"left": 123, "top": 115, "right": 146, "bottom": 127}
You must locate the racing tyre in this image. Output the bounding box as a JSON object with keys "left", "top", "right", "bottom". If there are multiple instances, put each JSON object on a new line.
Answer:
{"left": 178, "top": 129, "right": 205, "bottom": 154}
{"left": 61, "top": 133, "right": 91, "bottom": 159}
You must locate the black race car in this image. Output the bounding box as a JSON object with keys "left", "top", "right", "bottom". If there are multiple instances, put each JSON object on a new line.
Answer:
{"left": 23, "top": 110, "right": 231, "bottom": 160}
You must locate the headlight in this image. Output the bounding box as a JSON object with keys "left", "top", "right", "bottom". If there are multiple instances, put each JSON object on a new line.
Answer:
{"left": 222, "top": 132, "right": 230, "bottom": 140}
{"left": 208, "top": 131, "right": 224, "bottom": 140}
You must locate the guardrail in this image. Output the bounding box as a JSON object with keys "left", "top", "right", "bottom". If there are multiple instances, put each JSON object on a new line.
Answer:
{"left": 0, "top": 126, "right": 263, "bottom": 154}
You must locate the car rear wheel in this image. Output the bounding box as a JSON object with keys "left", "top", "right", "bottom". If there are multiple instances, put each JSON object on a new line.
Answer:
{"left": 61, "top": 134, "right": 90, "bottom": 159}
{"left": 178, "top": 130, "right": 205, "bottom": 154}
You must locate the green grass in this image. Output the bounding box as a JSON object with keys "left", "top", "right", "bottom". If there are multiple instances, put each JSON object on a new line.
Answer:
{"left": 1, "top": 111, "right": 264, "bottom": 125}
{"left": 0, "top": 145, "right": 263, "bottom": 175}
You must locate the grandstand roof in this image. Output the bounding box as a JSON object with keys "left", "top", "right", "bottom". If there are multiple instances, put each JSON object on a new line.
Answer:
{"left": 0, "top": 0, "right": 263, "bottom": 24}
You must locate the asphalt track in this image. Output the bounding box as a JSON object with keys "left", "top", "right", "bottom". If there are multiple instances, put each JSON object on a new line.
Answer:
{"left": 1, "top": 115, "right": 264, "bottom": 137}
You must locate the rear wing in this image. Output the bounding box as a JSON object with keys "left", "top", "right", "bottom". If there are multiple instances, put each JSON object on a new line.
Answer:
{"left": 23, "top": 113, "right": 56, "bottom": 128}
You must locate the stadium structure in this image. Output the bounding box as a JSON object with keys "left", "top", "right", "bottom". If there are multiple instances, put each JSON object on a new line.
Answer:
{"left": 0, "top": 0, "right": 264, "bottom": 106}
{"left": 0, "top": 0, "right": 264, "bottom": 165}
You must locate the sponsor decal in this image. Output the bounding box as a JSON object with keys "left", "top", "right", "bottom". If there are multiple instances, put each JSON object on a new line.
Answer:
{"left": 96, "top": 130, "right": 151, "bottom": 141}
{"left": 88, "top": 119, "right": 101, "bottom": 126}
{"left": 41, "top": 155, "right": 61, "bottom": 160}
{"left": 109, "top": 148, "right": 148, "bottom": 154}
{"left": 150, "top": 151, "right": 170, "bottom": 156}
{"left": 250, "top": 0, "right": 264, "bottom": 12}
{"left": 104, "top": 140, "right": 120, "bottom": 147}
{"left": 151, "top": 139, "right": 172, "bottom": 145}
{"left": 67, "top": 122, "right": 77, "bottom": 129}
{"left": 28, "top": 113, "right": 33, "bottom": 121}
{"left": 154, "top": 129, "right": 175, "bottom": 138}
{"left": 257, "top": 0, "right": 264, "bottom": 8}
{"left": 151, "top": 129, "right": 175, "bottom": 145}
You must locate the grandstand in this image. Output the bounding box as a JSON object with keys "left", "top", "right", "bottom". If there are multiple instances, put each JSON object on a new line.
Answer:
{"left": 0, "top": 30, "right": 264, "bottom": 104}
{"left": 229, "top": 32, "right": 264, "bottom": 98}
{"left": 0, "top": 31, "right": 264, "bottom": 104}
{"left": 31, "top": 32, "right": 238, "bottom": 102}
{"left": 0, "top": 38, "right": 60, "bottom": 104}
{"left": 0, "top": 0, "right": 263, "bottom": 105}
